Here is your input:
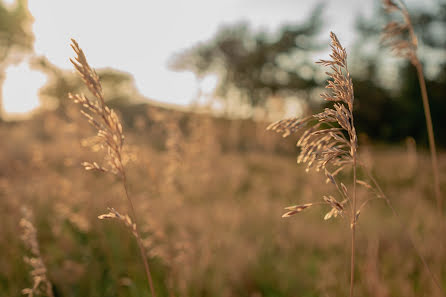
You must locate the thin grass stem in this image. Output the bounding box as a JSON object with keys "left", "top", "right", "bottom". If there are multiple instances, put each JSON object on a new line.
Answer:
{"left": 122, "top": 172, "right": 157, "bottom": 297}
{"left": 350, "top": 149, "right": 357, "bottom": 297}
{"left": 413, "top": 60, "right": 441, "bottom": 213}
{"left": 383, "top": 0, "right": 442, "bottom": 214}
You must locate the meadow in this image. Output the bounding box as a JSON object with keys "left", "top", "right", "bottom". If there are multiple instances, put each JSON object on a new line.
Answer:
{"left": 0, "top": 102, "right": 445, "bottom": 297}
{"left": 1, "top": 1, "right": 445, "bottom": 296}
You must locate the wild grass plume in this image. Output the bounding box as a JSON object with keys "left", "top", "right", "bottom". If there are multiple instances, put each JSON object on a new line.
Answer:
{"left": 381, "top": 0, "right": 442, "bottom": 212}
{"left": 68, "top": 39, "right": 157, "bottom": 297}
{"left": 269, "top": 30, "right": 446, "bottom": 297}
{"left": 268, "top": 31, "right": 359, "bottom": 297}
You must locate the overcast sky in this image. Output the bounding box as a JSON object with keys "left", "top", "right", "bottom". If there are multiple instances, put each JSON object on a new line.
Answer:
{"left": 2, "top": 0, "right": 430, "bottom": 115}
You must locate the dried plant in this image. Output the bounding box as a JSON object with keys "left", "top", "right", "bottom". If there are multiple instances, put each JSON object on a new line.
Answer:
{"left": 269, "top": 31, "right": 445, "bottom": 297}
{"left": 381, "top": 0, "right": 441, "bottom": 212}
{"left": 20, "top": 207, "right": 54, "bottom": 297}
{"left": 98, "top": 208, "right": 138, "bottom": 238}
{"left": 68, "top": 40, "right": 124, "bottom": 176}
{"left": 68, "top": 39, "right": 157, "bottom": 297}
{"left": 268, "top": 32, "right": 359, "bottom": 297}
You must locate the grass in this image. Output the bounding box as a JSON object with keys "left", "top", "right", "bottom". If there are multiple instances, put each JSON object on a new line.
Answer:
{"left": 68, "top": 39, "right": 157, "bottom": 297}
{"left": 0, "top": 2, "right": 444, "bottom": 296}
{"left": 268, "top": 31, "right": 361, "bottom": 297}
{"left": 1, "top": 107, "right": 445, "bottom": 296}
{"left": 382, "top": 0, "right": 442, "bottom": 213}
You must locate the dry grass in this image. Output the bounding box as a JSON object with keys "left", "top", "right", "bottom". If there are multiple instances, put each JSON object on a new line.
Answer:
{"left": 268, "top": 31, "right": 446, "bottom": 297}
{"left": 0, "top": 6, "right": 444, "bottom": 296}
{"left": 20, "top": 207, "right": 54, "bottom": 297}
{"left": 0, "top": 114, "right": 445, "bottom": 296}
{"left": 269, "top": 31, "right": 360, "bottom": 297}
{"left": 381, "top": 0, "right": 442, "bottom": 213}
{"left": 68, "top": 39, "right": 157, "bottom": 297}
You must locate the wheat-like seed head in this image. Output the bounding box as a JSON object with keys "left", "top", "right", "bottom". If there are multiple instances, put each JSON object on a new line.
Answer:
{"left": 68, "top": 39, "right": 125, "bottom": 176}
{"left": 98, "top": 208, "right": 139, "bottom": 238}
{"left": 68, "top": 40, "right": 158, "bottom": 297}
{"left": 267, "top": 32, "right": 358, "bottom": 221}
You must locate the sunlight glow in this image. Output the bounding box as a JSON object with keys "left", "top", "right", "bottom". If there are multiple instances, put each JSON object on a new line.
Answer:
{"left": 2, "top": 0, "right": 15, "bottom": 5}
{"left": 3, "top": 60, "right": 47, "bottom": 115}
{"left": 200, "top": 75, "right": 218, "bottom": 94}
{"left": 3, "top": 0, "right": 379, "bottom": 116}
{"left": 25, "top": 0, "right": 325, "bottom": 110}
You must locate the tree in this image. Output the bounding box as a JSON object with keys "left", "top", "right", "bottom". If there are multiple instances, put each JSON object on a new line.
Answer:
{"left": 170, "top": 4, "right": 324, "bottom": 117}
{"left": 31, "top": 55, "right": 145, "bottom": 121}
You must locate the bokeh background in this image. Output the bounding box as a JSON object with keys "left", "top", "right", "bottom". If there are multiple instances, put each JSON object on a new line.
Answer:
{"left": 1, "top": 0, "right": 445, "bottom": 296}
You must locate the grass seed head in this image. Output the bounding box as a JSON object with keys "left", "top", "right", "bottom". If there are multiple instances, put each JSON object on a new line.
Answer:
{"left": 268, "top": 32, "right": 359, "bottom": 224}
{"left": 68, "top": 39, "right": 125, "bottom": 176}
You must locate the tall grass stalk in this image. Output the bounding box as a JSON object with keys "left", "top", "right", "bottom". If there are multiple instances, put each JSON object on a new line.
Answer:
{"left": 269, "top": 30, "right": 445, "bottom": 297}
{"left": 350, "top": 154, "right": 357, "bottom": 297}
{"left": 268, "top": 32, "right": 359, "bottom": 297}
{"left": 382, "top": 0, "right": 441, "bottom": 212}
{"left": 68, "top": 39, "right": 157, "bottom": 297}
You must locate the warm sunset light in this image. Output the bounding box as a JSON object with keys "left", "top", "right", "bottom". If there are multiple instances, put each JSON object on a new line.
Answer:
{"left": 2, "top": 0, "right": 445, "bottom": 296}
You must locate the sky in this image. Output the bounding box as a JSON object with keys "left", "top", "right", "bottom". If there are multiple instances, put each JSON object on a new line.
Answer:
{"left": 1, "top": 0, "right": 416, "bottom": 115}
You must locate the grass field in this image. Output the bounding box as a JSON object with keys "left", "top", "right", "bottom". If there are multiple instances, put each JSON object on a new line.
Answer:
{"left": 1, "top": 108, "right": 445, "bottom": 297}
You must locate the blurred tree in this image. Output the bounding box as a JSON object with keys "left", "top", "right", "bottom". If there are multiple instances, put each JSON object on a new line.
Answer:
{"left": 31, "top": 56, "right": 144, "bottom": 119}
{"left": 352, "top": 1, "right": 446, "bottom": 146}
{"left": 170, "top": 4, "right": 324, "bottom": 117}
{"left": 0, "top": 0, "right": 34, "bottom": 119}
